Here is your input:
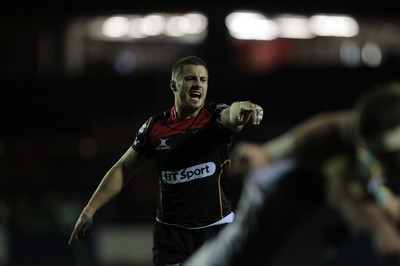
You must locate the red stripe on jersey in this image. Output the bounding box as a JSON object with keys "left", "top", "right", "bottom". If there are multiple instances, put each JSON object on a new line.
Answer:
{"left": 150, "top": 107, "right": 213, "bottom": 142}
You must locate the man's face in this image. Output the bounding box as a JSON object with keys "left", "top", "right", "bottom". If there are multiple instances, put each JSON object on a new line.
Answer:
{"left": 172, "top": 64, "right": 208, "bottom": 112}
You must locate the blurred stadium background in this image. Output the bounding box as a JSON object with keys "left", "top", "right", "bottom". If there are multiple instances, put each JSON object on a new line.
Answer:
{"left": 0, "top": 0, "right": 399, "bottom": 265}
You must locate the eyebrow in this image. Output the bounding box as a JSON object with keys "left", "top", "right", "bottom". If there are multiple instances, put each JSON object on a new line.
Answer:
{"left": 184, "top": 75, "right": 208, "bottom": 79}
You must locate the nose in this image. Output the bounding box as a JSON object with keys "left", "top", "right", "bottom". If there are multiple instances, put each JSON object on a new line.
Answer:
{"left": 193, "top": 78, "right": 201, "bottom": 88}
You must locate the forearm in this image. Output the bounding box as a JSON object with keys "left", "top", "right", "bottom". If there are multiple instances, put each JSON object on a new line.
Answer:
{"left": 263, "top": 132, "right": 295, "bottom": 161}
{"left": 84, "top": 164, "right": 125, "bottom": 214}
{"left": 260, "top": 114, "right": 326, "bottom": 161}
{"left": 69, "top": 148, "right": 151, "bottom": 245}
{"left": 219, "top": 102, "right": 247, "bottom": 132}
{"left": 264, "top": 111, "right": 353, "bottom": 162}
{"left": 220, "top": 101, "right": 262, "bottom": 132}
{"left": 228, "top": 101, "right": 250, "bottom": 127}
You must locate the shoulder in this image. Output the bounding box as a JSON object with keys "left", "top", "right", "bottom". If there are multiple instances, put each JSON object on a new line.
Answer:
{"left": 149, "top": 108, "right": 172, "bottom": 123}
{"left": 137, "top": 109, "right": 171, "bottom": 135}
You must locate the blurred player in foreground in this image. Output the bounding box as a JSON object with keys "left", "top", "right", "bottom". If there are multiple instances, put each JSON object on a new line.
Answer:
{"left": 185, "top": 81, "right": 400, "bottom": 266}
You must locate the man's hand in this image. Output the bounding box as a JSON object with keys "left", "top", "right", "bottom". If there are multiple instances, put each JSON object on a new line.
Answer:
{"left": 68, "top": 209, "right": 94, "bottom": 245}
{"left": 233, "top": 101, "right": 263, "bottom": 126}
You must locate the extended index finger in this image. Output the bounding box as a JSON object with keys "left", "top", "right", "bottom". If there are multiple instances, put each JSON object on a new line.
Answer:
{"left": 68, "top": 228, "right": 79, "bottom": 245}
{"left": 252, "top": 105, "right": 263, "bottom": 125}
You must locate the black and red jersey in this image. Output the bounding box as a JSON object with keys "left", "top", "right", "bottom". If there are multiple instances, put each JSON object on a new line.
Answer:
{"left": 132, "top": 102, "right": 234, "bottom": 228}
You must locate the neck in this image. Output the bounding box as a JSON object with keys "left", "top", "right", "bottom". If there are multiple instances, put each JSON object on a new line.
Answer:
{"left": 174, "top": 104, "right": 203, "bottom": 119}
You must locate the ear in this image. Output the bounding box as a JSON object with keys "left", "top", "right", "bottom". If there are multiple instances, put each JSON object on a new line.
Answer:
{"left": 170, "top": 80, "right": 177, "bottom": 91}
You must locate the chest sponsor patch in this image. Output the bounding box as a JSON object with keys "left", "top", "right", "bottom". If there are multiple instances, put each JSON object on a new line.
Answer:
{"left": 161, "top": 162, "right": 216, "bottom": 184}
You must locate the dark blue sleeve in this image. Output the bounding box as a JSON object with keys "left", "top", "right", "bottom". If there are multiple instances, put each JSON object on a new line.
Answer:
{"left": 214, "top": 103, "right": 230, "bottom": 118}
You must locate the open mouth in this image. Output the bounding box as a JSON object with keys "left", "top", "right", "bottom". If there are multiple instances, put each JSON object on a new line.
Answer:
{"left": 189, "top": 90, "right": 201, "bottom": 100}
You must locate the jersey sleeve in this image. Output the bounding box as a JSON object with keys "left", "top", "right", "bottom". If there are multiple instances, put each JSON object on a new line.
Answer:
{"left": 214, "top": 103, "right": 230, "bottom": 118}
{"left": 132, "top": 117, "right": 154, "bottom": 157}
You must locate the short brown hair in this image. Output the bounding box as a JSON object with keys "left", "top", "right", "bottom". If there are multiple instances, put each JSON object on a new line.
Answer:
{"left": 171, "top": 55, "right": 208, "bottom": 80}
